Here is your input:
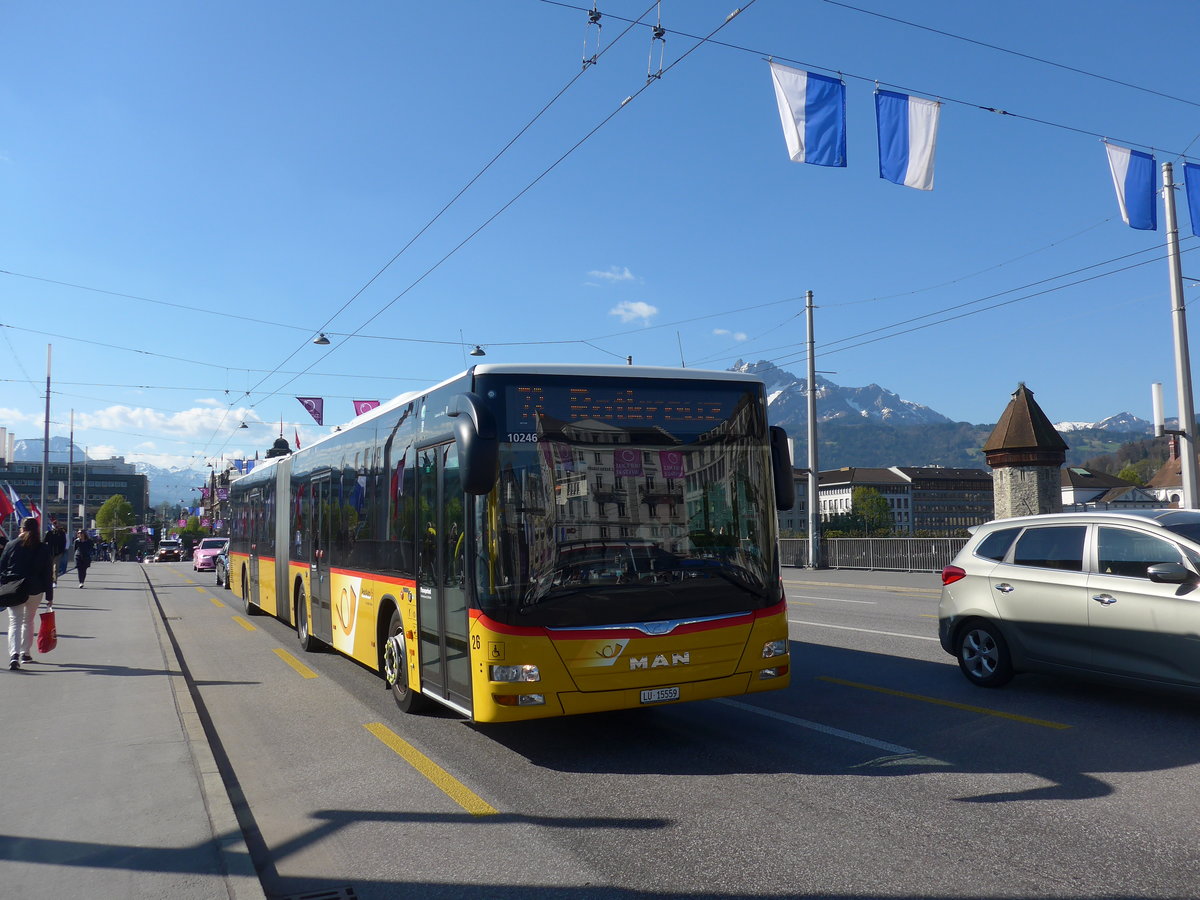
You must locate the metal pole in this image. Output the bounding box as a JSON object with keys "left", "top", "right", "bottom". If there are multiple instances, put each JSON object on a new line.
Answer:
{"left": 1163, "top": 162, "right": 1199, "bottom": 508}
{"left": 805, "top": 291, "right": 821, "bottom": 568}
{"left": 40, "top": 344, "right": 51, "bottom": 526}
{"left": 66, "top": 409, "right": 74, "bottom": 556}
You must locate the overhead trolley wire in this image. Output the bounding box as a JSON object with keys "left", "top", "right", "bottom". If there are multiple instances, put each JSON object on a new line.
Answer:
{"left": 243, "top": 1, "right": 761, "bottom": 414}
{"left": 240, "top": 2, "right": 664, "bottom": 412}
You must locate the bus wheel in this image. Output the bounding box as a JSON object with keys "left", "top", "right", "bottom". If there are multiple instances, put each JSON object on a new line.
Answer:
{"left": 383, "top": 610, "right": 427, "bottom": 714}
{"left": 296, "top": 584, "right": 317, "bottom": 653}
{"left": 242, "top": 573, "right": 259, "bottom": 616}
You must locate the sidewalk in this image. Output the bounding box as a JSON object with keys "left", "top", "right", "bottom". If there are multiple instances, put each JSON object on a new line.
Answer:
{"left": 0, "top": 561, "right": 265, "bottom": 900}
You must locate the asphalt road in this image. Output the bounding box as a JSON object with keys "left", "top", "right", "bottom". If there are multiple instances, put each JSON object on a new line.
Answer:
{"left": 146, "top": 563, "right": 1200, "bottom": 899}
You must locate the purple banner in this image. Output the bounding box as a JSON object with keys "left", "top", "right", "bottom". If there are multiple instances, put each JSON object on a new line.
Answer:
{"left": 613, "top": 448, "right": 643, "bottom": 477}
{"left": 659, "top": 450, "right": 684, "bottom": 478}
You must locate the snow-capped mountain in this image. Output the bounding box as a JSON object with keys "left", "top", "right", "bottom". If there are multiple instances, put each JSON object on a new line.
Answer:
{"left": 134, "top": 463, "right": 211, "bottom": 508}
{"left": 733, "top": 360, "right": 954, "bottom": 429}
{"left": 1055, "top": 412, "right": 1155, "bottom": 434}
{"left": 12, "top": 436, "right": 90, "bottom": 463}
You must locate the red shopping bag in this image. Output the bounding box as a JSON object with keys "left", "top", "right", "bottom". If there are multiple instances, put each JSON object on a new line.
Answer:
{"left": 37, "top": 609, "right": 57, "bottom": 654}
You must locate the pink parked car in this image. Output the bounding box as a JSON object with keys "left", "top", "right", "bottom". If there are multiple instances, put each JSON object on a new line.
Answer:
{"left": 192, "top": 537, "right": 229, "bottom": 572}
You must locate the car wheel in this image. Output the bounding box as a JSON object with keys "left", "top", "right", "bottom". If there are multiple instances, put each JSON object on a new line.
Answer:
{"left": 296, "top": 584, "right": 317, "bottom": 652}
{"left": 955, "top": 619, "right": 1014, "bottom": 688}
{"left": 382, "top": 609, "right": 428, "bottom": 713}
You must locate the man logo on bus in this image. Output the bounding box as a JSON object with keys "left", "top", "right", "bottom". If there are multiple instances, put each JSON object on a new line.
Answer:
{"left": 629, "top": 652, "right": 690, "bottom": 670}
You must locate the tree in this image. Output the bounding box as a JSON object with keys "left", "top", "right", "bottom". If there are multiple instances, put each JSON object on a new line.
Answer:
{"left": 852, "top": 486, "right": 893, "bottom": 536}
{"left": 95, "top": 494, "right": 135, "bottom": 547}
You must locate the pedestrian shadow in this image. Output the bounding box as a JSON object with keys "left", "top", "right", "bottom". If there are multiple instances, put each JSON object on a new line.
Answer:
{"left": 45, "top": 662, "right": 177, "bottom": 678}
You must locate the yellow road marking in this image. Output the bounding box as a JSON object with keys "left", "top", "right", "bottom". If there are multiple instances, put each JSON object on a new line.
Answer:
{"left": 919, "top": 613, "right": 938, "bottom": 618}
{"left": 232, "top": 616, "right": 256, "bottom": 632}
{"left": 273, "top": 648, "right": 318, "bottom": 679}
{"left": 364, "top": 722, "right": 498, "bottom": 816}
{"left": 819, "top": 676, "right": 1072, "bottom": 730}
{"left": 194, "top": 586, "right": 207, "bottom": 594}
{"left": 209, "top": 597, "right": 226, "bottom": 608}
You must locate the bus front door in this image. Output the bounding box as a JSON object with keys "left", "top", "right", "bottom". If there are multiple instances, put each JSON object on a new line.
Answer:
{"left": 416, "top": 442, "right": 472, "bottom": 712}
{"left": 310, "top": 475, "right": 334, "bottom": 639}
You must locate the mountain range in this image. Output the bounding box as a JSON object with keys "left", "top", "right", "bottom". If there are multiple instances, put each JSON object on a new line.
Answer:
{"left": 735, "top": 360, "right": 1156, "bottom": 469}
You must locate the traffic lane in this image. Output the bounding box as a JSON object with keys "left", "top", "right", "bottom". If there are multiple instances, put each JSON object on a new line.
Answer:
{"left": 152, "top": 567, "right": 1200, "bottom": 897}
{"left": 243, "top": 592, "right": 1200, "bottom": 898}
{"left": 145, "top": 566, "right": 609, "bottom": 900}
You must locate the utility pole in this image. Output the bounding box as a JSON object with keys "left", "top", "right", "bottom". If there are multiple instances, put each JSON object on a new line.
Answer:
{"left": 40, "top": 344, "right": 51, "bottom": 527}
{"left": 1163, "top": 161, "right": 1199, "bottom": 508}
{"left": 806, "top": 290, "right": 821, "bottom": 568}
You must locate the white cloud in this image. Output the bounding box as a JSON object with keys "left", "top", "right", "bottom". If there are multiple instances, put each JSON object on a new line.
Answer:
{"left": 610, "top": 301, "right": 658, "bottom": 324}
{"left": 588, "top": 266, "right": 639, "bottom": 284}
{"left": 713, "top": 328, "right": 748, "bottom": 341}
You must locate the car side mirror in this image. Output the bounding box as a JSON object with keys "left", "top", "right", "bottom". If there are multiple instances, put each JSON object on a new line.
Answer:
{"left": 1147, "top": 562, "right": 1194, "bottom": 584}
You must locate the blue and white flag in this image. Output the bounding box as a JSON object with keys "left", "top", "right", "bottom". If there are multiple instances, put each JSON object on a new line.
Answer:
{"left": 769, "top": 62, "right": 846, "bottom": 168}
{"left": 1184, "top": 162, "right": 1200, "bottom": 237}
{"left": 1105, "top": 144, "right": 1157, "bottom": 230}
{"left": 875, "top": 90, "right": 941, "bottom": 191}
{"left": 6, "top": 483, "right": 31, "bottom": 520}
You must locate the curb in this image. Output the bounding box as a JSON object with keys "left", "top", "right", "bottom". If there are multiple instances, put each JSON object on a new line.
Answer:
{"left": 148, "top": 584, "right": 267, "bottom": 900}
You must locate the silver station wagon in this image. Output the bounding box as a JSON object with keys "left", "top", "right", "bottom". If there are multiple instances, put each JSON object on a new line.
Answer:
{"left": 939, "top": 510, "right": 1200, "bottom": 692}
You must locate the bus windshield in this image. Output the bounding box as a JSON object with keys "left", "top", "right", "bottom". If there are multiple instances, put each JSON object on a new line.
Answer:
{"left": 474, "top": 375, "right": 780, "bottom": 628}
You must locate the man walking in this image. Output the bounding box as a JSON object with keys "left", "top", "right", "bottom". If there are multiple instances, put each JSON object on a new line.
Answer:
{"left": 45, "top": 519, "right": 67, "bottom": 586}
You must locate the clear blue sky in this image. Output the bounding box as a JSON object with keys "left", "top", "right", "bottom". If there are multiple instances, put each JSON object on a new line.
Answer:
{"left": 3, "top": 0, "right": 1199, "bottom": 469}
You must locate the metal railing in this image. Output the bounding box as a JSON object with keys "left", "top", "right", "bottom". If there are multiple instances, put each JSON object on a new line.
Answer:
{"left": 779, "top": 537, "right": 967, "bottom": 573}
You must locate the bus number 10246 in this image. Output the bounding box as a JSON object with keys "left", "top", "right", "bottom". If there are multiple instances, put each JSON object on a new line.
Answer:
{"left": 506, "top": 433, "right": 539, "bottom": 443}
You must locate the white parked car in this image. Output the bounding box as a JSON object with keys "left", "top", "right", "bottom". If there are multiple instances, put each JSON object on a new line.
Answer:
{"left": 939, "top": 510, "right": 1200, "bottom": 693}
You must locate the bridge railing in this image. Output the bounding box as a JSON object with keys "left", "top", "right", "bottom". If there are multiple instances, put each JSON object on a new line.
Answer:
{"left": 779, "top": 537, "right": 968, "bottom": 573}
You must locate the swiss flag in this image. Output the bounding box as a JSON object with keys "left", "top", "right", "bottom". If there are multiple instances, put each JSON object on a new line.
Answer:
{"left": 0, "top": 486, "right": 13, "bottom": 520}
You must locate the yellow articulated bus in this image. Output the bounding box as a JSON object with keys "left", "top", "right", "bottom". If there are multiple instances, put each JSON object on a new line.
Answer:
{"left": 229, "top": 363, "right": 795, "bottom": 722}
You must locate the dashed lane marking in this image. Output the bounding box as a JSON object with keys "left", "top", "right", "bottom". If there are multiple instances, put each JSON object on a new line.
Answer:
{"left": 819, "top": 676, "right": 1072, "bottom": 730}
{"left": 273, "top": 647, "right": 318, "bottom": 679}
{"left": 715, "top": 698, "right": 915, "bottom": 754}
{"left": 365, "top": 723, "right": 498, "bottom": 816}
{"left": 789, "top": 618, "right": 939, "bottom": 642}
{"left": 232, "top": 616, "right": 256, "bottom": 632}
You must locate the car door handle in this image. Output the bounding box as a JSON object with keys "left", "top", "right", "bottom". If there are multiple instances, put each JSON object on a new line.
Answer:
{"left": 994, "top": 583, "right": 1014, "bottom": 593}
{"left": 1092, "top": 593, "right": 1118, "bottom": 606}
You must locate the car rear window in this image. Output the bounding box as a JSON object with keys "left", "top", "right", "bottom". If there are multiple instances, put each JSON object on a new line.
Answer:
{"left": 1012, "top": 525, "right": 1087, "bottom": 571}
{"left": 975, "top": 527, "right": 1020, "bottom": 561}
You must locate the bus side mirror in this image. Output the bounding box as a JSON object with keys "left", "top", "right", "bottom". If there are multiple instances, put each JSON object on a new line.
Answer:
{"left": 769, "top": 425, "right": 795, "bottom": 511}
{"left": 449, "top": 392, "right": 499, "bottom": 495}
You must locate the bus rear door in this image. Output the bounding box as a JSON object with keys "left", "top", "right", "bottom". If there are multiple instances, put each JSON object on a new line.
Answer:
{"left": 309, "top": 474, "right": 334, "bottom": 640}
{"left": 416, "top": 442, "right": 472, "bottom": 713}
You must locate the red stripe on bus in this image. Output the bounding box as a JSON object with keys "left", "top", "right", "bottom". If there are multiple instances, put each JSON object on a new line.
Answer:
{"left": 469, "top": 599, "right": 785, "bottom": 639}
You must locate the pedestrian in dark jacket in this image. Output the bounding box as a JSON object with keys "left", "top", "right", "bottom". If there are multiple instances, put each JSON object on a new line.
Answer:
{"left": 74, "top": 530, "right": 94, "bottom": 587}
{"left": 0, "top": 517, "right": 55, "bottom": 670}
{"left": 45, "top": 522, "right": 67, "bottom": 586}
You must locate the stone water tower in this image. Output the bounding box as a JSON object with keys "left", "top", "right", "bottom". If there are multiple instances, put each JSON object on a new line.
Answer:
{"left": 983, "top": 383, "right": 1067, "bottom": 519}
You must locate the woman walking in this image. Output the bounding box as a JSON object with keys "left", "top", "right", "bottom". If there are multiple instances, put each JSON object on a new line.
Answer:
{"left": 74, "top": 530, "right": 94, "bottom": 587}
{"left": 0, "top": 517, "right": 54, "bottom": 670}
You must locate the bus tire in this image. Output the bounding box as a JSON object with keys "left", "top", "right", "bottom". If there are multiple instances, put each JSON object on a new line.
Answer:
{"left": 242, "top": 571, "right": 259, "bottom": 616}
{"left": 383, "top": 609, "right": 428, "bottom": 714}
{"left": 296, "top": 583, "right": 318, "bottom": 653}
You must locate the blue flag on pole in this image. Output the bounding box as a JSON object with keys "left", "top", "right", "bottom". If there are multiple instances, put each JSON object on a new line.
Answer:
{"left": 1105, "top": 144, "right": 1157, "bottom": 230}
{"left": 769, "top": 62, "right": 846, "bottom": 168}
{"left": 1184, "top": 162, "right": 1200, "bottom": 237}
{"left": 875, "top": 90, "right": 941, "bottom": 191}
{"left": 6, "top": 484, "right": 31, "bottom": 520}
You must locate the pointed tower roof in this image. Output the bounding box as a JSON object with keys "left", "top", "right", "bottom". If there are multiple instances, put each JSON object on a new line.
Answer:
{"left": 984, "top": 383, "right": 1067, "bottom": 467}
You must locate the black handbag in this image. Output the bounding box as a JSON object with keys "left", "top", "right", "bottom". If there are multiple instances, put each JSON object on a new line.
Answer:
{"left": 0, "top": 576, "right": 28, "bottom": 608}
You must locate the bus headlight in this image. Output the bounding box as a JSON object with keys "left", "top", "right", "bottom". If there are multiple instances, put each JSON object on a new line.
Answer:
{"left": 490, "top": 664, "right": 541, "bottom": 683}
{"left": 762, "top": 639, "right": 789, "bottom": 658}
{"left": 759, "top": 665, "right": 788, "bottom": 679}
